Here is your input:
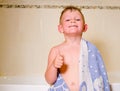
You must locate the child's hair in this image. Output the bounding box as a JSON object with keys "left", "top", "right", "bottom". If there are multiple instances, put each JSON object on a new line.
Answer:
{"left": 59, "top": 6, "right": 85, "bottom": 24}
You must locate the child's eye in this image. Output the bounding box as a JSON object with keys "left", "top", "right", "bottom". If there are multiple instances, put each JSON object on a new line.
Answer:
{"left": 75, "top": 19, "right": 80, "bottom": 21}
{"left": 65, "top": 19, "right": 70, "bottom": 21}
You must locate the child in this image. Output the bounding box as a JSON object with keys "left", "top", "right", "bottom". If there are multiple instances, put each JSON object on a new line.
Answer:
{"left": 45, "top": 6, "right": 110, "bottom": 91}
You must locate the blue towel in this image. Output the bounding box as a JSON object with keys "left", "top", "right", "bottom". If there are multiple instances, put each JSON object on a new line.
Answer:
{"left": 48, "top": 39, "right": 110, "bottom": 91}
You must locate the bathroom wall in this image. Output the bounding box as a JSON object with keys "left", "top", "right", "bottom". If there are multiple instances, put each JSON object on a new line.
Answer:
{"left": 0, "top": 0, "right": 120, "bottom": 83}
{"left": 0, "top": 7, "right": 63, "bottom": 77}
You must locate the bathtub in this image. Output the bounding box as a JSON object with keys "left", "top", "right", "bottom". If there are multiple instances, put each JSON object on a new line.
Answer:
{"left": 108, "top": 72, "right": 120, "bottom": 91}
{"left": 0, "top": 76, "right": 50, "bottom": 91}
{"left": 0, "top": 76, "right": 120, "bottom": 91}
{"left": 111, "top": 83, "right": 120, "bottom": 91}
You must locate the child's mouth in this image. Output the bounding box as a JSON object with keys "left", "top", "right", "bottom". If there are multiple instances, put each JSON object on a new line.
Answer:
{"left": 69, "top": 25, "right": 78, "bottom": 28}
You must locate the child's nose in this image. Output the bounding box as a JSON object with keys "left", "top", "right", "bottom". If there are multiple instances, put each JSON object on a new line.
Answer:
{"left": 71, "top": 19, "right": 76, "bottom": 23}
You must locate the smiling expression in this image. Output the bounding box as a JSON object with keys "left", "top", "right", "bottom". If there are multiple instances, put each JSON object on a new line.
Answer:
{"left": 58, "top": 9, "right": 86, "bottom": 36}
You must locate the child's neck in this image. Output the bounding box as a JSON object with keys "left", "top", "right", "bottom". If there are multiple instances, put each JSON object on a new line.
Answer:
{"left": 64, "top": 37, "right": 82, "bottom": 45}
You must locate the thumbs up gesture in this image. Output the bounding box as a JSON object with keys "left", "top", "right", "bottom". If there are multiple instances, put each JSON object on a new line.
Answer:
{"left": 53, "top": 51, "right": 64, "bottom": 69}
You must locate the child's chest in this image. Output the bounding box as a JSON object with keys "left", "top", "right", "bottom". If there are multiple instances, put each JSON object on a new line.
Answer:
{"left": 60, "top": 45, "right": 80, "bottom": 65}
{"left": 63, "top": 51, "right": 80, "bottom": 66}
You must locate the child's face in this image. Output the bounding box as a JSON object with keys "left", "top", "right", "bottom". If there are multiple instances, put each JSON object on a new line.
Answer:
{"left": 58, "top": 10, "right": 86, "bottom": 36}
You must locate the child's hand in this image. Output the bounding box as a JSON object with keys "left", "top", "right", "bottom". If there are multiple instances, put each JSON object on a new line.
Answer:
{"left": 53, "top": 52, "right": 64, "bottom": 69}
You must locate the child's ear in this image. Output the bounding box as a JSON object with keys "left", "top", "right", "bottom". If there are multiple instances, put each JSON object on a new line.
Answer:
{"left": 83, "top": 24, "right": 88, "bottom": 32}
{"left": 58, "top": 24, "right": 63, "bottom": 33}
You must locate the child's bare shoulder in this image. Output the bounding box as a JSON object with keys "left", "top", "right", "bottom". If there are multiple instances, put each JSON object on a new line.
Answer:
{"left": 51, "top": 43, "right": 64, "bottom": 51}
{"left": 49, "top": 43, "right": 62, "bottom": 55}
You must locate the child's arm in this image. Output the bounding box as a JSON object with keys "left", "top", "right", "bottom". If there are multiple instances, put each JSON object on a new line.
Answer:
{"left": 45, "top": 47, "right": 64, "bottom": 85}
